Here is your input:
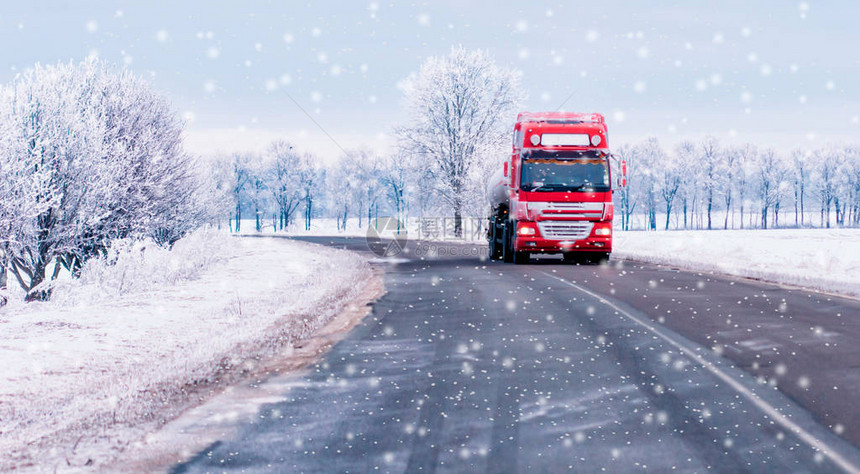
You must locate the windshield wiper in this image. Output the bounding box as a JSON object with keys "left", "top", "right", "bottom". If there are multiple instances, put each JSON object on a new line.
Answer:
{"left": 525, "top": 184, "right": 563, "bottom": 192}
{"left": 525, "top": 184, "right": 606, "bottom": 192}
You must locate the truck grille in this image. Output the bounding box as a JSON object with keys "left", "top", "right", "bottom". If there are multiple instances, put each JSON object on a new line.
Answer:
{"left": 538, "top": 221, "right": 593, "bottom": 241}
{"left": 529, "top": 201, "right": 605, "bottom": 218}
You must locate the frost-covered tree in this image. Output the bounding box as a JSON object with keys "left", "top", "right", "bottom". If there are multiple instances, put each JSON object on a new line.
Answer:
{"left": 630, "top": 138, "right": 663, "bottom": 231}
{"left": 298, "top": 153, "right": 323, "bottom": 231}
{"left": 721, "top": 146, "right": 738, "bottom": 229}
{"left": 227, "top": 153, "right": 253, "bottom": 232}
{"left": 811, "top": 147, "right": 840, "bottom": 228}
{"left": 266, "top": 141, "right": 304, "bottom": 231}
{"left": 0, "top": 59, "right": 202, "bottom": 301}
{"left": 791, "top": 149, "right": 811, "bottom": 226}
{"left": 755, "top": 149, "right": 789, "bottom": 229}
{"left": 734, "top": 144, "right": 757, "bottom": 229}
{"left": 698, "top": 136, "right": 722, "bottom": 230}
{"left": 328, "top": 154, "right": 361, "bottom": 231}
{"left": 207, "top": 154, "right": 238, "bottom": 230}
{"left": 244, "top": 159, "right": 269, "bottom": 233}
{"left": 845, "top": 146, "right": 860, "bottom": 226}
{"left": 832, "top": 147, "right": 854, "bottom": 226}
{"left": 0, "top": 114, "right": 41, "bottom": 305}
{"left": 657, "top": 154, "right": 681, "bottom": 230}
{"left": 674, "top": 140, "right": 697, "bottom": 230}
{"left": 377, "top": 151, "right": 417, "bottom": 231}
{"left": 353, "top": 150, "right": 384, "bottom": 228}
{"left": 396, "top": 46, "right": 522, "bottom": 236}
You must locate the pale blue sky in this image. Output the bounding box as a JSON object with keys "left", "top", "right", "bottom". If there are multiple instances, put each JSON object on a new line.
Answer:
{"left": 2, "top": 1, "right": 857, "bottom": 160}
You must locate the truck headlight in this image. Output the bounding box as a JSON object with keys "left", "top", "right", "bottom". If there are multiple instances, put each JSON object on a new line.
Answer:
{"left": 593, "top": 226, "right": 611, "bottom": 236}
{"left": 518, "top": 226, "right": 536, "bottom": 235}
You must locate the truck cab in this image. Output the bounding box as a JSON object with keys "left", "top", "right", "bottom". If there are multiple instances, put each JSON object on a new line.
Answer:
{"left": 487, "top": 112, "right": 624, "bottom": 264}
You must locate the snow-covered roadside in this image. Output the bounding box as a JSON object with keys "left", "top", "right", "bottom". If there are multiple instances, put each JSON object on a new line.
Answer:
{"left": 0, "top": 232, "right": 374, "bottom": 472}
{"left": 614, "top": 229, "right": 860, "bottom": 298}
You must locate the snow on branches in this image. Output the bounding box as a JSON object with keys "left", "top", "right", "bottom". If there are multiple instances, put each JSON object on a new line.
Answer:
{"left": 0, "top": 60, "right": 210, "bottom": 301}
{"left": 616, "top": 137, "right": 860, "bottom": 231}
{"left": 396, "top": 47, "right": 523, "bottom": 236}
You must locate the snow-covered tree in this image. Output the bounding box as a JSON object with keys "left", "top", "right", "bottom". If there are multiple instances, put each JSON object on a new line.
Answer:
{"left": 0, "top": 59, "right": 202, "bottom": 301}
{"left": 791, "top": 149, "right": 811, "bottom": 226}
{"left": 811, "top": 147, "right": 841, "bottom": 228}
{"left": 698, "top": 136, "right": 722, "bottom": 230}
{"left": 845, "top": 146, "right": 860, "bottom": 226}
{"left": 396, "top": 46, "right": 523, "bottom": 236}
{"left": 720, "top": 146, "right": 738, "bottom": 229}
{"left": 657, "top": 152, "right": 681, "bottom": 230}
{"left": 227, "top": 153, "right": 253, "bottom": 232}
{"left": 266, "top": 141, "right": 304, "bottom": 231}
{"left": 327, "top": 154, "right": 361, "bottom": 231}
{"left": 377, "top": 151, "right": 417, "bottom": 231}
{"left": 674, "top": 140, "right": 698, "bottom": 230}
{"left": 627, "top": 138, "right": 664, "bottom": 231}
{"left": 755, "top": 149, "right": 789, "bottom": 229}
{"left": 735, "top": 144, "right": 757, "bottom": 229}
{"left": 298, "top": 153, "right": 323, "bottom": 231}
{"left": 244, "top": 159, "right": 269, "bottom": 233}
{"left": 833, "top": 147, "right": 854, "bottom": 226}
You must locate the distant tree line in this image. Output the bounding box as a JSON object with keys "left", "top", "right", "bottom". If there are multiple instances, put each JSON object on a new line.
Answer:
{"left": 219, "top": 143, "right": 424, "bottom": 234}
{"left": 614, "top": 137, "right": 860, "bottom": 231}
{"left": 223, "top": 134, "right": 860, "bottom": 240}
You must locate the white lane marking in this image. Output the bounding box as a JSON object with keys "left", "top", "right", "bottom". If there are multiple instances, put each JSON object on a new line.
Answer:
{"left": 539, "top": 270, "right": 860, "bottom": 474}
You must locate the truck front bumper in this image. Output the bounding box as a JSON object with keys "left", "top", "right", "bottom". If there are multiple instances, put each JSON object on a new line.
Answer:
{"left": 514, "top": 236, "right": 612, "bottom": 254}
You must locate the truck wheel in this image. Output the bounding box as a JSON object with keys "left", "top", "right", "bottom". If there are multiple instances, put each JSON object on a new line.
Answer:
{"left": 513, "top": 251, "right": 530, "bottom": 264}
{"left": 502, "top": 222, "right": 514, "bottom": 263}
{"left": 489, "top": 221, "right": 503, "bottom": 260}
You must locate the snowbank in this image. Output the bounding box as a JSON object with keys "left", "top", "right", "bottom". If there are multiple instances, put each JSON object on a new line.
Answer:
{"left": 614, "top": 229, "right": 860, "bottom": 298}
{"left": 0, "top": 231, "right": 372, "bottom": 471}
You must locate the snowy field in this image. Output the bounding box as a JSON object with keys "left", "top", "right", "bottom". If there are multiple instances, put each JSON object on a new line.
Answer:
{"left": 615, "top": 229, "right": 860, "bottom": 298}
{"left": 0, "top": 231, "right": 372, "bottom": 471}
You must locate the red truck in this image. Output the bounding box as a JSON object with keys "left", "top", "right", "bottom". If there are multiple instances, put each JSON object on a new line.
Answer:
{"left": 487, "top": 112, "right": 625, "bottom": 264}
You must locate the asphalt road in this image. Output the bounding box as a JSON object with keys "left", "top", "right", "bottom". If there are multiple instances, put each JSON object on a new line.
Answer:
{"left": 174, "top": 237, "right": 860, "bottom": 473}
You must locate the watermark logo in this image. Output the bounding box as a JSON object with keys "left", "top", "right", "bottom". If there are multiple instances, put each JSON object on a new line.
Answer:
{"left": 366, "top": 217, "right": 409, "bottom": 257}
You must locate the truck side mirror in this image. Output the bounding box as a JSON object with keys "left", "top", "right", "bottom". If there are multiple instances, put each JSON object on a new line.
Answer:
{"left": 503, "top": 162, "right": 509, "bottom": 178}
{"left": 612, "top": 157, "right": 627, "bottom": 188}
{"left": 621, "top": 160, "right": 627, "bottom": 187}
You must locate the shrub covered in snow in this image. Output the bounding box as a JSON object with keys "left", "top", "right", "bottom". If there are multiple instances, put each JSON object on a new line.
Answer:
{"left": 0, "top": 59, "right": 223, "bottom": 302}
{"left": 50, "top": 228, "right": 234, "bottom": 305}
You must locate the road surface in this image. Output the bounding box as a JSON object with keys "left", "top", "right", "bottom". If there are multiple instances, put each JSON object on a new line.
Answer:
{"left": 173, "top": 237, "right": 860, "bottom": 473}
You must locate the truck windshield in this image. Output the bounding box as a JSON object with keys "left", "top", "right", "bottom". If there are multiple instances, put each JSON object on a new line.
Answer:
{"left": 519, "top": 150, "right": 610, "bottom": 192}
